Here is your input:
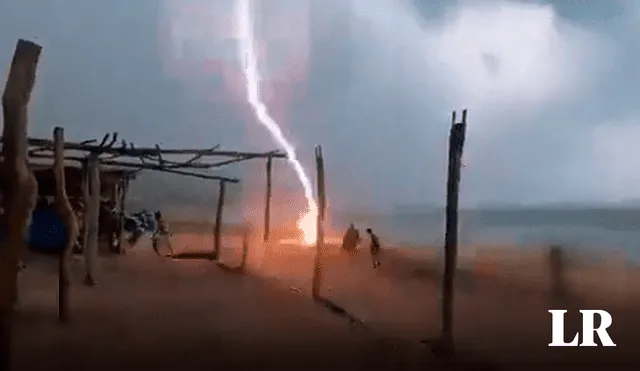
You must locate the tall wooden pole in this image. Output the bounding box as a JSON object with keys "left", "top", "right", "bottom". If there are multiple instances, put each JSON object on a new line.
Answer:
{"left": 0, "top": 39, "right": 41, "bottom": 371}
{"left": 311, "top": 146, "right": 326, "bottom": 299}
{"left": 263, "top": 155, "right": 273, "bottom": 242}
{"left": 83, "top": 154, "right": 99, "bottom": 286}
{"left": 439, "top": 109, "right": 468, "bottom": 354}
{"left": 213, "top": 180, "right": 226, "bottom": 260}
{"left": 53, "top": 127, "right": 79, "bottom": 322}
{"left": 81, "top": 160, "right": 89, "bottom": 253}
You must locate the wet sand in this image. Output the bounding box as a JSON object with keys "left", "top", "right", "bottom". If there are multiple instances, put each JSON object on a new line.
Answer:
{"left": 11, "top": 233, "right": 640, "bottom": 370}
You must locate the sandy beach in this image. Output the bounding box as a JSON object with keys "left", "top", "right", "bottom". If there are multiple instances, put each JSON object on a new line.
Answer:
{"left": 10, "top": 231, "right": 640, "bottom": 370}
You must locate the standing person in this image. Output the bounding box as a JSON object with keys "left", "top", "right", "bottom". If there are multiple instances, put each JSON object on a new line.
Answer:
{"left": 366, "top": 228, "right": 381, "bottom": 268}
{"left": 341, "top": 223, "right": 360, "bottom": 253}
{"left": 152, "top": 210, "right": 174, "bottom": 257}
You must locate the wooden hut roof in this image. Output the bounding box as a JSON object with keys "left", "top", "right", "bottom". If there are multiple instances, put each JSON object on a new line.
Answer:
{"left": 0, "top": 157, "right": 138, "bottom": 198}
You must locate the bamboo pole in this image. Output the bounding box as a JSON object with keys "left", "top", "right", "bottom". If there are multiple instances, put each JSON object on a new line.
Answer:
{"left": 263, "top": 155, "right": 273, "bottom": 242}
{"left": 83, "top": 154, "right": 99, "bottom": 286}
{"left": 212, "top": 180, "right": 226, "bottom": 260}
{"left": 53, "top": 127, "right": 79, "bottom": 322}
{"left": 0, "top": 39, "right": 41, "bottom": 371}
{"left": 438, "top": 109, "right": 468, "bottom": 355}
{"left": 311, "top": 146, "right": 326, "bottom": 299}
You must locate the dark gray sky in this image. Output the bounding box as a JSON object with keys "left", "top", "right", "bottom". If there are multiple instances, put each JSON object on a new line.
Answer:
{"left": 2, "top": 0, "right": 638, "bottom": 213}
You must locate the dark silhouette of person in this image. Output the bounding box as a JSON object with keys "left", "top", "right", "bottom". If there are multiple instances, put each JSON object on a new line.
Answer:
{"left": 341, "top": 223, "right": 360, "bottom": 252}
{"left": 366, "top": 228, "right": 381, "bottom": 268}
{"left": 152, "top": 210, "right": 173, "bottom": 257}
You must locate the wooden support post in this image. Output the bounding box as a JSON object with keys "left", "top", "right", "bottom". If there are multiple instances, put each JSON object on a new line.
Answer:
{"left": 437, "top": 109, "right": 468, "bottom": 355}
{"left": 81, "top": 160, "right": 89, "bottom": 253}
{"left": 117, "top": 178, "right": 129, "bottom": 253}
{"left": 263, "top": 155, "right": 273, "bottom": 242}
{"left": 108, "top": 183, "right": 119, "bottom": 253}
{"left": 53, "top": 127, "right": 79, "bottom": 322}
{"left": 240, "top": 229, "right": 249, "bottom": 271}
{"left": 212, "top": 180, "right": 226, "bottom": 260}
{"left": 549, "top": 245, "right": 565, "bottom": 299}
{"left": 311, "top": 146, "right": 326, "bottom": 299}
{"left": 83, "top": 154, "right": 100, "bottom": 286}
{"left": 0, "top": 39, "right": 41, "bottom": 371}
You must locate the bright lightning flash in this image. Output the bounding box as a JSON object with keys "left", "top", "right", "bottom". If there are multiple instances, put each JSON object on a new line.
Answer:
{"left": 234, "top": 0, "right": 318, "bottom": 245}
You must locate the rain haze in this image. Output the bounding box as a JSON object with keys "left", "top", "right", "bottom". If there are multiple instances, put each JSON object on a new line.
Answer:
{"left": 2, "top": 0, "right": 640, "bottom": 247}
{"left": 6, "top": 3, "right": 640, "bottom": 368}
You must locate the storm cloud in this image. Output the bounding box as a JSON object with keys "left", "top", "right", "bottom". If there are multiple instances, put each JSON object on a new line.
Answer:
{"left": 1, "top": 0, "right": 638, "bottom": 214}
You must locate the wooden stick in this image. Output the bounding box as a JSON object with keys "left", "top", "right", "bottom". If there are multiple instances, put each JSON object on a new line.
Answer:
{"left": 53, "top": 127, "right": 79, "bottom": 322}
{"left": 12, "top": 137, "right": 287, "bottom": 158}
{"left": 26, "top": 153, "right": 240, "bottom": 183}
{"left": 312, "top": 145, "right": 326, "bottom": 299}
{"left": 0, "top": 39, "right": 41, "bottom": 371}
{"left": 439, "top": 109, "right": 468, "bottom": 353}
{"left": 263, "top": 155, "right": 273, "bottom": 242}
{"left": 83, "top": 154, "right": 99, "bottom": 286}
{"left": 212, "top": 180, "right": 226, "bottom": 261}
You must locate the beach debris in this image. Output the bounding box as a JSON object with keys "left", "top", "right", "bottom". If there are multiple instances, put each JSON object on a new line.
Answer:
{"left": 289, "top": 286, "right": 301, "bottom": 293}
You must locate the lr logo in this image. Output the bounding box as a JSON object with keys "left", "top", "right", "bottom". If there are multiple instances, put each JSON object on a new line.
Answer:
{"left": 548, "top": 310, "right": 616, "bottom": 347}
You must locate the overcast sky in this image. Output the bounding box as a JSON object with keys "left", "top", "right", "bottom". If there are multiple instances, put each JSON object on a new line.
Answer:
{"left": 1, "top": 0, "right": 639, "bottom": 213}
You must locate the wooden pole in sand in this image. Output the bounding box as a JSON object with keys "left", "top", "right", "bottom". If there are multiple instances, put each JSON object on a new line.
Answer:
{"left": 311, "top": 145, "right": 326, "bottom": 299}
{"left": 263, "top": 155, "right": 273, "bottom": 242}
{"left": 117, "top": 178, "right": 129, "bottom": 253}
{"left": 108, "top": 182, "right": 119, "bottom": 253}
{"left": 53, "top": 127, "right": 79, "bottom": 322}
{"left": 438, "top": 109, "right": 467, "bottom": 354}
{"left": 83, "top": 154, "right": 100, "bottom": 286}
{"left": 212, "top": 180, "right": 226, "bottom": 260}
{"left": 0, "top": 39, "right": 41, "bottom": 371}
{"left": 240, "top": 229, "right": 249, "bottom": 271}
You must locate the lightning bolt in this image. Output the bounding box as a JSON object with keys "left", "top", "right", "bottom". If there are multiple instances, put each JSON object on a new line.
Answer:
{"left": 234, "top": 0, "right": 318, "bottom": 245}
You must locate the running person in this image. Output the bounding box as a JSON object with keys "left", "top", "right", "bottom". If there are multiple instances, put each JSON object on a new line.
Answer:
{"left": 366, "top": 228, "right": 381, "bottom": 268}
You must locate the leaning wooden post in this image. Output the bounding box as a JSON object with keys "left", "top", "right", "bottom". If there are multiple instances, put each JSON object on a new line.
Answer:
{"left": 263, "top": 155, "right": 273, "bottom": 242}
{"left": 0, "top": 39, "right": 41, "bottom": 371}
{"left": 437, "top": 109, "right": 468, "bottom": 354}
{"left": 311, "top": 145, "right": 326, "bottom": 299}
{"left": 212, "top": 180, "right": 226, "bottom": 260}
{"left": 83, "top": 154, "right": 100, "bottom": 286}
{"left": 53, "top": 127, "right": 79, "bottom": 322}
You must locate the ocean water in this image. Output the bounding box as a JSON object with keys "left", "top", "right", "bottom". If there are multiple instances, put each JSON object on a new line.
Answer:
{"left": 329, "top": 208, "right": 640, "bottom": 260}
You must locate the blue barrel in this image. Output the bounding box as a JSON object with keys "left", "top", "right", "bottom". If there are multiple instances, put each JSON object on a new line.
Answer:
{"left": 28, "top": 208, "right": 68, "bottom": 254}
{"left": 0, "top": 209, "right": 68, "bottom": 254}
